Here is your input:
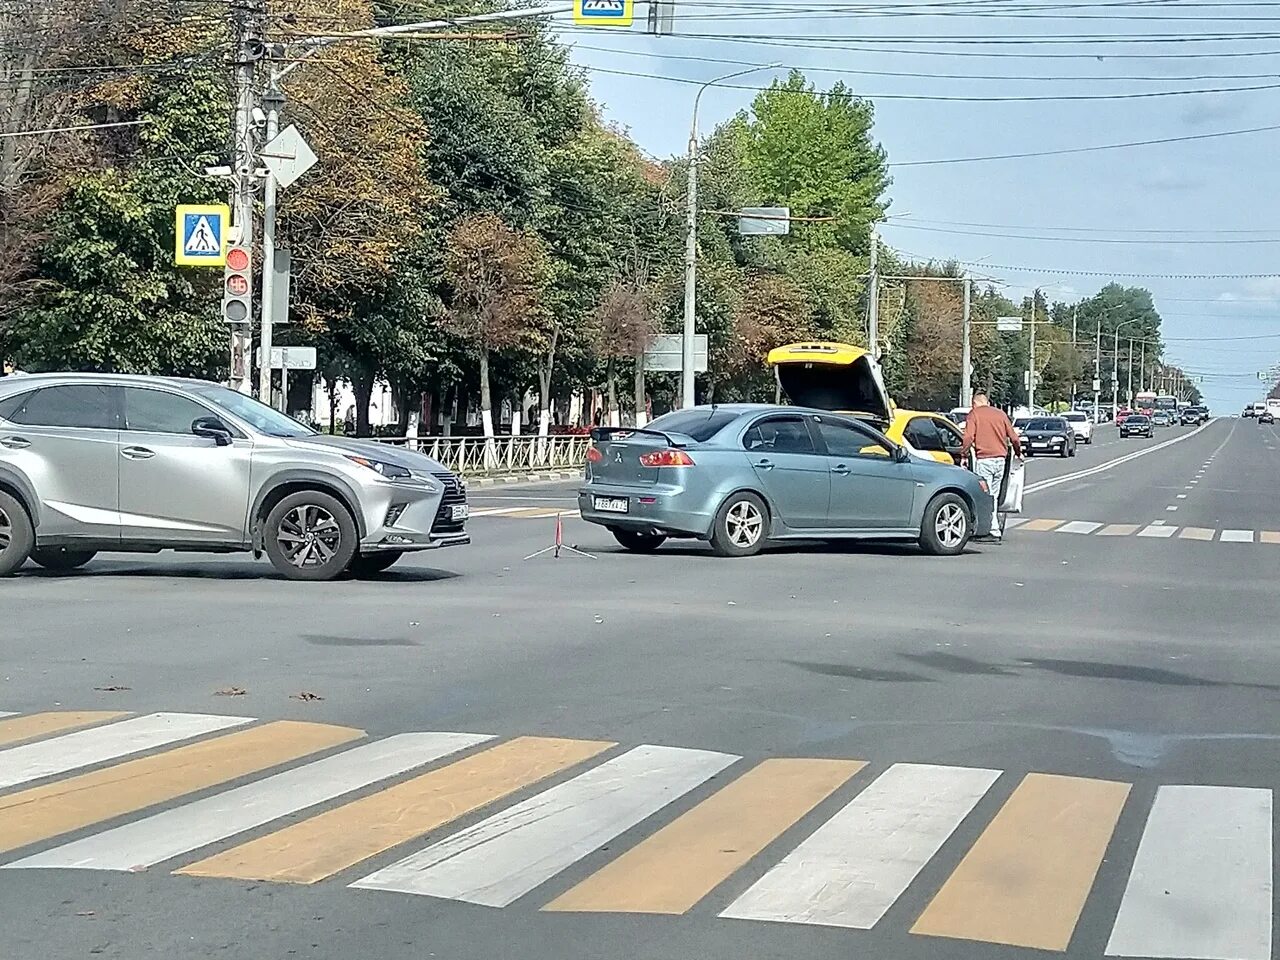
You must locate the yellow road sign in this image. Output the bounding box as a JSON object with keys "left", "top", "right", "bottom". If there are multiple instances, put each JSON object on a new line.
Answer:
{"left": 175, "top": 204, "right": 229, "bottom": 266}
{"left": 574, "top": 0, "right": 634, "bottom": 26}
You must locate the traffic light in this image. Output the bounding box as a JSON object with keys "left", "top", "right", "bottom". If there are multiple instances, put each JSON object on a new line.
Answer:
{"left": 222, "top": 245, "right": 251, "bottom": 323}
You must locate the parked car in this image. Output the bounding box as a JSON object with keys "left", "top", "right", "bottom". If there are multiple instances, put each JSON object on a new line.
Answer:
{"left": 0, "top": 374, "right": 469, "bottom": 579}
{"left": 1061, "top": 410, "right": 1094, "bottom": 445}
{"left": 1020, "top": 417, "right": 1077, "bottom": 458}
{"left": 579, "top": 405, "right": 992, "bottom": 558}
{"left": 1120, "top": 414, "right": 1154, "bottom": 438}
{"left": 1151, "top": 410, "right": 1174, "bottom": 427}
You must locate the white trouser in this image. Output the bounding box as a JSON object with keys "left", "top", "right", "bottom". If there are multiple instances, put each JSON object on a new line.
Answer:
{"left": 973, "top": 456, "right": 1005, "bottom": 536}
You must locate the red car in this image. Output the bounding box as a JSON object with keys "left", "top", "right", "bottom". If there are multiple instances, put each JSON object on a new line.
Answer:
{"left": 1115, "top": 407, "right": 1132, "bottom": 425}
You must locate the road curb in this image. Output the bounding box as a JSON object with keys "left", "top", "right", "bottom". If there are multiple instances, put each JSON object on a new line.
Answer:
{"left": 467, "top": 471, "right": 580, "bottom": 487}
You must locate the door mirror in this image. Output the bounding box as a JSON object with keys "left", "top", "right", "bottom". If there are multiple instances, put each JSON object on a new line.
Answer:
{"left": 893, "top": 444, "right": 911, "bottom": 463}
{"left": 191, "top": 416, "right": 233, "bottom": 446}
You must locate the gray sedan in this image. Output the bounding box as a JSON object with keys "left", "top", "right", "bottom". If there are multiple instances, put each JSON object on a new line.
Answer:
{"left": 579, "top": 405, "right": 992, "bottom": 557}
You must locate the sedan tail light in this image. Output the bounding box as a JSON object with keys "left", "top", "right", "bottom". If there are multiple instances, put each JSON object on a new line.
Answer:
{"left": 638, "top": 449, "right": 695, "bottom": 467}
{"left": 586, "top": 445, "right": 603, "bottom": 463}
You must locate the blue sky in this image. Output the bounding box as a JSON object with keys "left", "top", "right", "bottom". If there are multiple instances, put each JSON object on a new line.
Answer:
{"left": 555, "top": 0, "right": 1280, "bottom": 411}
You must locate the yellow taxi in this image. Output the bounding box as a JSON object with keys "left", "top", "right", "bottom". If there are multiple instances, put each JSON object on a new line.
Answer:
{"left": 765, "top": 341, "right": 965, "bottom": 465}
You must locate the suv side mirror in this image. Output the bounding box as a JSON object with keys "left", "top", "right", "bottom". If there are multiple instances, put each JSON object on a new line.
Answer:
{"left": 192, "top": 416, "right": 233, "bottom": 446}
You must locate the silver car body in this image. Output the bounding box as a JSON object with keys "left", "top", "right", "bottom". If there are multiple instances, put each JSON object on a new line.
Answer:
{"left": 578, "top": 405, "right": 992, "bottom": 545}
{"left": 0, "top": 373, "right": 468, "bottom": 557}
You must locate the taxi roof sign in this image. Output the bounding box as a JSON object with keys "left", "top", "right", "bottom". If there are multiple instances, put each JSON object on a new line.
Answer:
{"left": 574, "top": 0, "right": 634, "bottom": 26}
{"left": 175, "top": 204, "right": 229, "bottom": 267}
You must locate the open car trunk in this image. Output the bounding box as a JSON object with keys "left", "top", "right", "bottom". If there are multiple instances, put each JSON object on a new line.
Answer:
{"left": 766, "top": 342, "right": 894, "bottom": 426}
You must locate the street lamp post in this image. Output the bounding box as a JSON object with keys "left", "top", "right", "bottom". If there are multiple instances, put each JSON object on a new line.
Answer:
{"left": 682, "top": 65, "right": 781, "bottom": 408}
{"left": 1113, "top": 319, "right": 1143, "bottom": 414}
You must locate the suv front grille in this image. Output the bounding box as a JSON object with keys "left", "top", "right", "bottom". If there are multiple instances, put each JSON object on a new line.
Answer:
{"left": 431, "top": 471, "right": 467, "bottom": 534}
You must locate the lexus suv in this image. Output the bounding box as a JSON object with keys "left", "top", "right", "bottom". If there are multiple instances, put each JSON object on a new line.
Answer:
{"left": 0, "top": 374, "right": 469, "bottom": 580}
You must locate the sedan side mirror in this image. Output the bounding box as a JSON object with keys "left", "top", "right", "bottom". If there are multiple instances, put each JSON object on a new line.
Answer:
{"left": 893, "top": 445, "right": 911, "bottom": 463}
{"left": 192, "top": 416, "right": 233, "bottom": 446}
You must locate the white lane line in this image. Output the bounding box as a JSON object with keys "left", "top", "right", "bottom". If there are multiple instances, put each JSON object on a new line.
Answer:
{"left": 352, "top": 744, "right": 736, "bottom": 907}
{"left": 1221, "top": 529, "right": 1255, "bottom": 542}
{"left": 1025, "top": 422, "right": 1211, "bottom": 496}
{"left": 1056, "top": 521, "right": 1103, "bottom": 535}
{"left": 720, "top": 763, "right": 1001, "bottom": 930}
{"left": 1138, "top": 525, "right": 1177, "bottom": 538}
{"left": 0, "top": 713, "right": 252, "bottom": 790}
{"left": 1177, "top": 494, "right": 1187, "bottom": 499}
{"left": 1152, "top": 520, "right": 1166, "bottom": 525}
{"left": 1105, "top": 785, "right": 1271, "bottom": 960}
{"left": 468, "top": 507, "right": 532, "bottom": 516}
{"left": 1165, "top": 506, "right": 1178, "bottom": 512}
{"left": 5, "top": 732, "right": 492, "bottom": 872}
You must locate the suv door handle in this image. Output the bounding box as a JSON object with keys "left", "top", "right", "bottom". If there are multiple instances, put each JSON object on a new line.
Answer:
{"left": 755, "top": 458, "right": 774, "bottom": 471}
{"left": 121, "top": 446, "right": 156, "bottom": 460}
{"left": 830, "top": 464, "right": 850, "bottom": 476}
{"left": 0, "top": 436, "right": 30, "bottom": 449}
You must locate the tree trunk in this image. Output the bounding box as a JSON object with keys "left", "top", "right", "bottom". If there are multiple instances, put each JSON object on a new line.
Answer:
{"left": 605, "top": 356, "right": 620, "bottom": 427}
{"left": 479, "top": 350, "right": 494, "bottom": 438}
{"left": 537, "top": 322, "right": 558, "bottom": 439}
{"left": 441, "top": 386, "right": 453, "bottom": 437}
{"left": 324, "top": 372, "right": 339, "bottom": 434}
{"left": 634, "top": 355, "right": 647, "bottom": 427}
{"left": 353, "top": 371, "right": 373, "bottom": 437}
{"left": 393, "top": 382, "right": 411, "bottom": 436}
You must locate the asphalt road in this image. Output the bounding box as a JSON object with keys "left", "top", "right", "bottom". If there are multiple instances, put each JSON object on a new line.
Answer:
{"left": 1, "top": 417, "right": 1275, "bottom": 960}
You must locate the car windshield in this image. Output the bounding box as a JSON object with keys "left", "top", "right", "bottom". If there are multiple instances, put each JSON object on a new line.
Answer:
{"left": 1064, "top": 413, "right": 1086, "bottom": 421}
{"left": 184, "top": 382, "right": 316, "bottom": 437}
{"left": 1026, "top": 418, "right": 1065, "bottom": 431}
{"left": 646, "top": 407, "right": 741, "bottom": 442}
{"left": 1128, "top": 415, "right": 1149, "bottom": 424}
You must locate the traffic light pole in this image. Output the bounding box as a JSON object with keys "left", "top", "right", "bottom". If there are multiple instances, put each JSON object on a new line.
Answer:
{"left": 228, "top": 0, "right": 262, "bottom": 395}
{"left": 258, "top": 70, "right": 283, "bottom": 408}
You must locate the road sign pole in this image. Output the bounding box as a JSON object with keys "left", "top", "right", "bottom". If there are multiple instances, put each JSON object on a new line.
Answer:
{"left": 258, "top": 68, "right": 284, "bottom": 408}
{"left": 960, "top": 275, "right": 971, "bottom": 408}
{"left": 229, "top": 0, "right": 262, "bottom": 395}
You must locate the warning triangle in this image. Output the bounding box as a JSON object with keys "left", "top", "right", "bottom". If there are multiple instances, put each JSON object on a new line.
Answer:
{"left": 186, "top": 216, "right": 221, "bottom": 255}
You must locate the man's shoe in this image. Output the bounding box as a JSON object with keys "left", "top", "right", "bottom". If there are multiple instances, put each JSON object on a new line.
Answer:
{"left": 974, "top": 534, "right": 1003, "bottom": 544}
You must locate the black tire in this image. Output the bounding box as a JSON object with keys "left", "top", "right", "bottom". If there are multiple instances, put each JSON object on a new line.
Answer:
{"left": 348, "top": 552, "right": 404, "bottom": 577}
{"left": 709, "top": 492, "right": 769, "bottom": 558}
{"left": 30, "top": 547, "right": 96, "bottom": 572}
{"left": 0, "top": 491, "right": 35, "bottom": 576}
{"left": 919, "top": 492, "right": 972, "bottom": 557}
{"left": 263, "top": 490, "right": 358, "bottom": 581}
{"left": 611, "top": 529, "right": 667, "bottom": 553}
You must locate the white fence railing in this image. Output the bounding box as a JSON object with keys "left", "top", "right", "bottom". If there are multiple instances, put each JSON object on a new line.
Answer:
{"left": 370, "top": 434, "right": 591, "bottom": 477}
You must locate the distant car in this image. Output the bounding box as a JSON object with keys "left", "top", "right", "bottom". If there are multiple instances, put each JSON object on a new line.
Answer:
{"left": 1261, "top": 411, "right": 1275, "bottom": 425}
{"left": 1061, "top": 411, "right": 1094, "bottom": 445}
{"left": 1151, "top": 410, "right": 1174, "bottom": 427}
{"left": 579, "top": 405, "right": 993, "bottom": 558}
{"left": 1181, "top": 407, "right": 1202, "bottom": 425}
{"left": 1243, "top": 405, "right": 1256, "bottom": 418}
{"left": 1115, "top": 408, "right": 1132, "bottom": 425}
{"left": 1120, "top": 414, "right": 1154, "bottom": 438}
{"left": 1020, "top": 417, "right": 1076, "bottom": 458}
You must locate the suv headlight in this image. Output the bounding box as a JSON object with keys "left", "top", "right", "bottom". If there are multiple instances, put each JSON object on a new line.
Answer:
{"left": 346, "top": 455, "right": 412, "bottom": 480}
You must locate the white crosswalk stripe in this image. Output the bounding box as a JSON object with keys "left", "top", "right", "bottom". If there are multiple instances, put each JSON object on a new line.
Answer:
{"left": 352, "top": 744, "right": 737, "bottom": 907}
{"left": 1106, "top": 785, "right": 1272, "bottom": 960}
{"left": 1056, "top": 521, "right": 1102, "bottom": 535}
{"left": 721, "top": 763, "right": 1000, "bottom": 929}
{"left": 0, "top": 712, "right": 251, "bottom": 790}
{"left": 1221, "top": 529, "right": 1255, "bottom": 542}
{"left": 5, "top": 732, "right": 491, "bottom": 872}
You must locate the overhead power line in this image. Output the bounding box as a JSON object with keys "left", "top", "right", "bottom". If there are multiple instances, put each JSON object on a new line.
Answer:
{"left": 0, "top": 119, "right": 150, "bottom": 140}
{"left": 884, "top": 222, "right": 1280, "bottom": 244}
{"left": 961, "top": 261, "right": 1280, "bottom": 279}
{"left": 889, "top": 216, "right": 1280, "bottom": 235}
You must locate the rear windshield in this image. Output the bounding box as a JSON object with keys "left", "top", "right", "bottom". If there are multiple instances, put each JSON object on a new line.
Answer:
{"left": 1026, "top": 419, "right": 1065, "bottom": 431}
{"left": 1063, "top": 412, "right": 1087, "bottom": 421}
{"left": 646, "top": 408, "right": 741, "bottom": 442}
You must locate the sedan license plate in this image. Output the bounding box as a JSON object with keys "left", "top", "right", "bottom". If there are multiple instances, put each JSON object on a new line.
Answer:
{"left": 451, "top": 504, "right": 469, "bottom": 521}
{"left": 593, "top": 496, "right": 629, "bottom": 514}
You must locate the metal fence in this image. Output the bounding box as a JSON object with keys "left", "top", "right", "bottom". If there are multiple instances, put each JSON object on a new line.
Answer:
{"left": 370, "top": 433, "right": 591, "bottom": 477}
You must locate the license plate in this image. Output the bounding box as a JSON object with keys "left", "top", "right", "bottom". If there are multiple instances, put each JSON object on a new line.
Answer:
{"left": 593, "top": 497, "right": 629, "bottom": 513}
{"left": 1032, "top": 442, "right": 1049, "bottom": 448}
{"left": 451, "top": 504, "right": 469, "bottom": 521}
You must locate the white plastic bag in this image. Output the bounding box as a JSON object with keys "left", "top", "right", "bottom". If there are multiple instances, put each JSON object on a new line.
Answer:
{"left": 1000, "top": 462, "right": 1025, "bottom": 515}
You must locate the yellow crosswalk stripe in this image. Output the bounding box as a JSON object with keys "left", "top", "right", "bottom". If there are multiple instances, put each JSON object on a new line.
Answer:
{"left": 1260, "top": 531, "right": 1280, "bottom": 544}
{"left": 0, "top": 711, "right": 128, "bottom": 748}
{"left": 0, "top": 721, "right": 360, "bottom": 855}
{"left": 911, "top": 772, "right": 1130, "bottom": 950}
{"left": 1178, "top": 527, "right": 1215, "bottom": 541}
{"left": 544, "top": 757, "right": 863, "bottom": 915}
{"left": 1097, "top": 524, "right": 1140, "bottom": 537}
{"left": 1019, "top": 519, "right": 1064, "bottom": 532}
{"left": 176, "top": 735, "right": 612, "bottom": 884}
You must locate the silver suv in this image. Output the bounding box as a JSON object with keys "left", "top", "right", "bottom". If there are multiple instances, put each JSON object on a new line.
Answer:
{"left": 0, "top": 374, "right": 469, "bottom": 580}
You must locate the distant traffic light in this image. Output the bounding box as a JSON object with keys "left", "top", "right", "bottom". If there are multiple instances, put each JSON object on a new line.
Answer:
{"left": 223, "top": 246, "right": 251, "bottom": 323}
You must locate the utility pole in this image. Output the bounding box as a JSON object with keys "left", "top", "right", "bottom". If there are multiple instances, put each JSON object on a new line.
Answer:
{"left": 1093, "top": 322, "right": 1101, "bottom": 423}
{"left": 1140, "top": 340, "right": 1146, "bottom": 392}
{"left": 1127, "top": 337, "right": 1134, "bottom": 405}
{"left": 1070, "top": 305, "right": 1078, "bottom": 406}
{"left": 228, "top": 0, "right": 263, "bottom": 395}
{"left": 868, "top": 228, "right": 880, "bottom": 360}
{"left": 1026, "top": 289, "right": 1038, "bottom": 410}
{"left": 960, "top": 275, "right": 972, "bottom": 407}
{"left": 258, "top": 64, "right": 285, "bottom": 408}
{"left": 680, "top": 121, "right": 698, "bottom": 409}
{"left": 1112, "top": 325, "right": 1120, "bottom": 416}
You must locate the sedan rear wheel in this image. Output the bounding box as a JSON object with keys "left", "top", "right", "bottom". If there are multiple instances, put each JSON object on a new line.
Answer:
{"left": 264, "top": 491, "right": 358, "bottom": 581}
{"left": 710, "top": 492, "right": 768, "bottom": 557}
{"left": 920, "top": 493, "right": 971, "bottom": 556}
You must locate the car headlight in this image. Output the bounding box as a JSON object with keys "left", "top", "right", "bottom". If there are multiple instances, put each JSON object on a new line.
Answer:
{"left": 345, "top": 455, "right": 412, "bottom": 480}
{"left": 1051, "top": 435, "right": 1065, "bottom": 442}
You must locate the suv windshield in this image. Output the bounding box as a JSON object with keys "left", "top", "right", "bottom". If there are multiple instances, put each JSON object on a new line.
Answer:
{"left": 647, "top": 408, "right": 741, "bottom": 442}
{"left": 184, "top": 382, "right": 316, "bottom": 438}
{"left": 1026, "top": 418, "right": 1065, "bottom": 431}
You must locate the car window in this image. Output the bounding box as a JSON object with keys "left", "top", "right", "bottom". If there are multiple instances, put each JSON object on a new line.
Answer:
{"left": 123, "top": 387, "right": 218, "bottom": 435}
{"left": 814, "top": 417, "right": 883, "bottom": 458}
{"left": 743, "top": 416, "right": 817, "bottom": 455}
{"left": 0, "top": 391, "right": 32, "bottom": 422}
{"left": 7, "top": 385, "right": 119, "bottom": 429}
{"left": 647, "top": 408, "right": 741, "bottom": 442}
{"left": 904, "top": 416, "right": 946, "bottom": 452}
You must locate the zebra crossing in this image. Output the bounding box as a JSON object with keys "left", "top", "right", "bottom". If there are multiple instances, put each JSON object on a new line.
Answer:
{"left": 470, "top": 505, "right": 581, "bottom": 520}
{"left": 1010, "top": 517, "right": 1280, "bottom": 544}
{"left": 0, "top": 709, "right": 1272, "bottom": 957}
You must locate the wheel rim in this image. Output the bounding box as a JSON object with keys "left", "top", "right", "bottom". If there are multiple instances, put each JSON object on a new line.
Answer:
{"left": 277, "top": 505, "right": 342, "bottom": 568}
{"left": 725, "top": 500, "right": 763, "bottom": 548}
{"left": 935, "top": 502, "right": 968, "bottom": 548}
{"left": 0, "top": 506, "right": 10, "bottom": 552}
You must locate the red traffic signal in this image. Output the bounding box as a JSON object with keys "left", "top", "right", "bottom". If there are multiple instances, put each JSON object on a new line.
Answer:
{"left": 226, "top": 246, "right": 250, "bottom": 272}
{"left": 222, "top": 245, "right": 252, "bottom": 323}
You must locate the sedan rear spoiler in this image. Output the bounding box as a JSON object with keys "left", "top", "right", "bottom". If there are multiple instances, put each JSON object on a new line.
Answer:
{"left": 589, "top": 426, "right": 690, "bottom": 447}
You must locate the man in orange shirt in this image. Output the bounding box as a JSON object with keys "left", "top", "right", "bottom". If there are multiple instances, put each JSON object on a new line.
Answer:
{"left": 960, "top": 393, "right": 1023, "bottom": 542}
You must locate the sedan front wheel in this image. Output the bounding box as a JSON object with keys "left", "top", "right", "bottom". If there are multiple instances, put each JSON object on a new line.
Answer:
{"left": 920, "top": 493, "right": 971, "bottom": 556}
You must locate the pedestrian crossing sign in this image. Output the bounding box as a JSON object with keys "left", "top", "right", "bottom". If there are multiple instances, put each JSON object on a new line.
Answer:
{"left": 174, "top": 204, "right": 229, "bottom": 266}
{"left": 574, "top": 0, "right": 633, "bottom": 26}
